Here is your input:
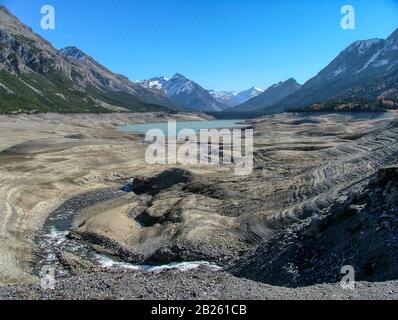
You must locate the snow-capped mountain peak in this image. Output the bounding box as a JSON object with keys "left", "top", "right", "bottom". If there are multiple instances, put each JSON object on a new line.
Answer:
{"left": 258, "top": 27, "right": 398, "bottom": 112}
{"left": 235, "top": 87, "right": 264, "bottom": 103}
{"left": 164, "top": 73, "right": 196, "bottom": 96}
{"left": 138, "top": 74, "right": 226, "bottom": 111}
{"left": 208, "top": 90, "right": 237, "bottom": 99}
{"left": 208, "top": 87, "right": 264, "bottom": 108}
{"left": 252, "top": 87, "right": 264, "bottom": 93}
{"left": 208, "top": 90, "right": 239, "bottom": 108}
{"left": 138, "top": 76, "right": 169, "bottom": 90}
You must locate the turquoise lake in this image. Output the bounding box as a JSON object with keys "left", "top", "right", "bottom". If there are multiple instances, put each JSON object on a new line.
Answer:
{"left": 117, "top": 119, "right": 248, "bottom": 136}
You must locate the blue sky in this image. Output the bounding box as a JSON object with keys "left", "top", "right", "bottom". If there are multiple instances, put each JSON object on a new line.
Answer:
{"left": 2, "top": 0, "right": 398, "bottom": 91}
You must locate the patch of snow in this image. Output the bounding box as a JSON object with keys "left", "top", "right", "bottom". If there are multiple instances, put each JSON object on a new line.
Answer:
{"left": 209, "top": 90, "right": 236, "bottom": 99}
{"left": 333, "top": 66, "right": 346, "bottom": 76}
{"left": 138, "top": 77, "right": 169, "bottom": 90}
{"left": 351, "top": 39, "right": 382, "bottom": 54}
{"left": 148, "top": 79, "right": 167, "bottom": 90}
{"left": 356, "top": 49, "right": 383, "bottom": 73}
{"left": 164, "top": 76, "right": 195, "bottom": 96}
{"left": 55, "top": 93, "right": 66, "bottom": 100}
{"left": 373, "top": 59, "right": 389, "bottom": 67}
{"left": 235, "top": 87, "right": 264, "bottom": 102}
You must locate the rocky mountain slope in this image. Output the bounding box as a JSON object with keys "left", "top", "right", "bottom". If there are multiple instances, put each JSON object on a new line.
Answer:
{"left": 232, "top": 78, "right": 301, "bottom": 111}
{"left": 263, "top": 28, "right": 398, "bottom": 113}
{"left": 139, "top": 73, "right": 226, "bottom": 111}
{"left": 0, "top": 6, "right": 179, "bottom": 113}
{"left": 235, "top": 87, "right": 264, "bottom": 103}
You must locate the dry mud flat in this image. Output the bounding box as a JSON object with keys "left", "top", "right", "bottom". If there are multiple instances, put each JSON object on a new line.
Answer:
{"left": 1, "top": 111, "right": 398, "bottom": 299}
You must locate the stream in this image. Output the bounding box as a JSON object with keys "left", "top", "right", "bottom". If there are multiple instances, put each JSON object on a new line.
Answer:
{"left": 34, "top": 119, "right": 244, "bottom": 278}
{"left": 34, "top": 187, "right": 221, "bottom": 278}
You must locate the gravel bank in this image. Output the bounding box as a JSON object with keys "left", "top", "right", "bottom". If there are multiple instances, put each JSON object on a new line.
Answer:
{"left": 0, "top": 269, "right": 397, "bottom": 300}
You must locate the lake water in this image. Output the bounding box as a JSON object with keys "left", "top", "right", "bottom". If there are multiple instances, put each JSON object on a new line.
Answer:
{"left": 117, "top": 119, "right": 248, "bottom": 136}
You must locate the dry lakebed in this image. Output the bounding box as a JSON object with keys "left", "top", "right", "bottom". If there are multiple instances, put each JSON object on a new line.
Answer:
{"left": 0, "top": 111, "right": 398, "bottom": 299}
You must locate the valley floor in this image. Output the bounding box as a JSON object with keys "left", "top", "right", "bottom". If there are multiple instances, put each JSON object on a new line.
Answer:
{"left": 0, "top": 111, "right": 398, "bottom": 299}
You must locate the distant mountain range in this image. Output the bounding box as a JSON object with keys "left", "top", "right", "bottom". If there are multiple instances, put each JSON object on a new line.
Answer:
{"left": 139, "top": 73, "right": 226, "bottom": 111}
{"left": 1, "top": 5, "right": 397, "bottom": 115}
{"left": 208, "top": 87, "right": 264, "bottom": 108}
{"left": 0, "top": 3, "right": 264, "bottom": 115}
{"left": 138, "top": 75, "right": 264, "bottom": 111}
{"left": 0, "top": 6, "right": 180, "bottom": 113}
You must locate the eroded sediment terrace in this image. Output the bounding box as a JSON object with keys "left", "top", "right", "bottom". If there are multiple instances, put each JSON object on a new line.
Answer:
{"left": 0, "top": 111, "right": 397, "bottom": 296}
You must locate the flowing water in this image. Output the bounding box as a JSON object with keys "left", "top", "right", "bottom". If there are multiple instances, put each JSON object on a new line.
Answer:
{"left": 34, "top": 120, "right": 249, "bottom": 278}
{"left": 35, "top": 188, "right": 221, "bottom": 278}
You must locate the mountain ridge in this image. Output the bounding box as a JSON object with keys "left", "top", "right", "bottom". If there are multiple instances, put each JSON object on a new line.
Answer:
{"left": 208, "top": 87, "right": 264, "bottom": 108}
{"left": 232, "top": 78, "right": 302, "bottom": 112}
{"left": 262, "top": 27, "right": 398, "bottom": 113}
{"left": 0, "top": 6, "right": 181, "bottom": 113}
{"left": 139, "top": 73, "right": 226, "bottom": 111}
{"left": 139, "top": 74, "right": 265, "bottom": 110}
{"left": 2, "top": 5, "right": 397, "bottom": 115}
